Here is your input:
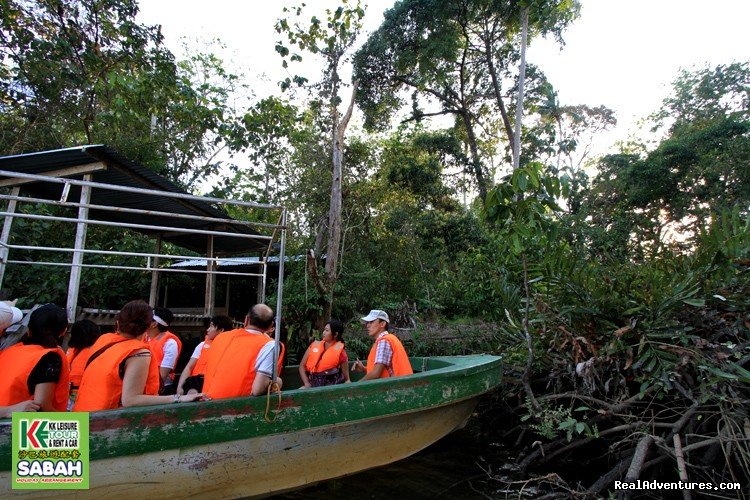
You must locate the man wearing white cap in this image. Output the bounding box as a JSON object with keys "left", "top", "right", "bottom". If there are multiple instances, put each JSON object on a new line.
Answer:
{"left": 352, "top": 309, "right": 413, "bottom": 380}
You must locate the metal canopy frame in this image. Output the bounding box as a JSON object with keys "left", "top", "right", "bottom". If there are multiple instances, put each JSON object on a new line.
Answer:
{"left": 0, "top": 147, "right": 288, "bottom": 340}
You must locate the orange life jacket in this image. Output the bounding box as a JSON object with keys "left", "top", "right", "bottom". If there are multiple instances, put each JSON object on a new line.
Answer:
{"left": 72, "top": 333, "right": 160, "bottom": 411}
{"left": 203, "top": 329, "right": 272, "bottom": 399}
{"left": 366, "top": 333, "right": 413, "bottom": 379}
{"left": 305, "top": 340, "right": 345, "bottom": 373}
{"left": 148, "top": 331, "right": 182, "bottom": 381}
{"left": 191, "top": 339, "right": 212, "bottom": 376}
{"left": 0, "top": 343, "right": 70, "bottom": 411}
{"left": 67, "top": 346, "right": 93, "bottom": 388}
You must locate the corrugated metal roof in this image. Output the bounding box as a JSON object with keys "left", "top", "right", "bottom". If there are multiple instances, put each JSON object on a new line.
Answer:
{"left": 171, "top": 255, "right": 304, "bottom": 268}
{"left": 0, "top": 145, "right": 270, "bottom": 254}
{"left": 172, "top": 256, "right": 263, "bottom": 268}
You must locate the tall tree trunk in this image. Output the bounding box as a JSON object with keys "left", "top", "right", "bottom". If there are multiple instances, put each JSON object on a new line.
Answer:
{"left": 313, "top": 81, "right": 358, "bottom": 322}
{"left": 513, "top": 7, "right": 529, "bottom": 171}
{"left": 484, "top": 38, "right": 515, "bottom": 157}
{"left": 460, "top": 110, "right": 488, "bottom": 203}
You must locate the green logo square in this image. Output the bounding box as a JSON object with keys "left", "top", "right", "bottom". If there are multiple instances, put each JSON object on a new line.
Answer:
{"left": 11, "top": 412, "right": 89, "bottom": 489}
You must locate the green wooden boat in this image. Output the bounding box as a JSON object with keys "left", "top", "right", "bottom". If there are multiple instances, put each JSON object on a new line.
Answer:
{"left": 1, "top": 354, "right": 501, "bottom": 498}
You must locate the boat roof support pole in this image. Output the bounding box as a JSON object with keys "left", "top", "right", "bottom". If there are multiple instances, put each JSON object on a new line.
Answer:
{"left": 149, "top": 234, "right": 162, "bottom": 307}
{"left": 258, "top": 259, "right": 266, "bottom": 304}
{"left": 225, "top": 276, "right": 231, "bottom": 312}
{"left": 66, "top": 176, "right": 92, "bottom": 322}
{"left": 204, "top": 235, "right": 215, "bottom": 317}
{"left": 0, "top": 186, "right": 20, "bottom": 289}
{"left": 271, "top": 208, "right": 287, "bottom": 383}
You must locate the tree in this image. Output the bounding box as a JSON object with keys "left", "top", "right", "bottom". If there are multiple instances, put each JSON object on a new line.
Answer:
{"left": 0, "top": 0, "right": 243, "bottom": 189}
{"left": 580, "top": 63, "right": 750, "bottom": 257}
{"left": 275, "top": 1, "right": 365, "bottom": 323}
{"left": 0, "top": 1, "right": 251, "bottom": 308}
{"left": 484, "top": 161, "right": 566, "bottom": 410}
{"left": 653, "top": 62, "right": 749, "bottom": 132}
{"left": 353, "top": 0, "right": 580, "bottom": 202}
{"left": 225, "top": 96, "right": 299, "bottom": 203}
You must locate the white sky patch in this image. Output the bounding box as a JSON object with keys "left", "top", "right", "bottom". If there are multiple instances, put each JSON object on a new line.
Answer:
{"left": 137, "top": 0, "right": 750, "bottom": 190}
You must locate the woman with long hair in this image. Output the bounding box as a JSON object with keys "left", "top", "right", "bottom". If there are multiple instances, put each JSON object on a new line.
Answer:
{"left": 299, "top": 320, "right": 350, "bottom": 388}
{"left": 73, "top": 300, "right": 202, "bottom": 411}
{"left": 0, "top": 304, "right": 70, "bottom": 412}
{"left": 66, "top": 319, "right": 101, "bottom": 410}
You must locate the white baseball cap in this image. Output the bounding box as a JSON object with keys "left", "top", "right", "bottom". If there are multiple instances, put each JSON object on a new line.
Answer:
{"left": 361, "top": 309, "right": 389, "bottom": 323}
{"left": 0, "top": 302, "right": 23, "bottom": 331}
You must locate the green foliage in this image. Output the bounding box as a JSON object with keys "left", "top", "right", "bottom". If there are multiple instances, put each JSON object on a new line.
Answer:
{"left": 435, "top": 234, "right": 521, "bottom": 320}
{"left": 654, "top": 62, "right": 750, "bottom": 131}
{"left": 3, "top": 204, "right": 152, "bottom": 308}
{"left": 224, "top": 96, "right": 300, "bottom": 203}
{"left": 0, "top": 0, "right": 244, "bottom": 190}
{"left": 0, "top": 4, "right": 746, "bottom": 433}
{"left": 275, "top": 0, "right": 364, "bottom": 98}
{"left": 353, "top": 0, "right": 580, "bottom": 200}
{"left": 578, "top": 63, "right": 750, "bottom": 255}
{"left": 522, "top": 399, "right": 598, "bottom": 441}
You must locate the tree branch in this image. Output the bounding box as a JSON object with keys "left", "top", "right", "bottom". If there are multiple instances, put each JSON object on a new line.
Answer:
{"left": 400, "top": 109, "right": 457, "bottom": 124}
{"left": 625, "top": 435, "right": 654, "bottom": 483}
{"left": 306, "top": 249, "right": 329, "bottom": 298}
{"left": 336, "top": 79, "right": 358, "bottom": 138}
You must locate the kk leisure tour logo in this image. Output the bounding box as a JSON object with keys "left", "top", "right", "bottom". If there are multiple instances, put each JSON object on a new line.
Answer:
{"left": 11, "top": 412, "right": 89, "bottom": 489}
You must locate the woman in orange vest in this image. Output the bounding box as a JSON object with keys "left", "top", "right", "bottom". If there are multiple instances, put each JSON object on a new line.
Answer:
{"left": 66, "top": 319, "right": 101, "bottom": 410}
{"left": 0, "top": 303, "right": 70, "bottom": 412}
{"left": 176, "top": 314, "right": 233, "bottom": 395}
{"left": 73, "top": 300, "right": 202, "bottom": 411}
{"left": 299, "top": 320, "right": 350, "bottom": 388}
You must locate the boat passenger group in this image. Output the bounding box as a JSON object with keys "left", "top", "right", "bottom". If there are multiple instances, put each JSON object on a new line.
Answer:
{"left": 0, "top": 300, "right": 412, "bottom": 417}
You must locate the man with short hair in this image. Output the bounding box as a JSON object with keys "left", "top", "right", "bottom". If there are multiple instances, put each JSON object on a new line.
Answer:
{"left": 145, "top": 307, "right": 182, "bottom": 394}
{"left": 202, "top": 304, "right": 283, "bottom": 399}
{"left": 352, "top": 309, "right": 413, "bottom": 380}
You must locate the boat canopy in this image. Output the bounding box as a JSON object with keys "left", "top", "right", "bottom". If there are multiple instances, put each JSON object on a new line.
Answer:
{"left": 0, "top": 145, "right": 288, "bottom": 326}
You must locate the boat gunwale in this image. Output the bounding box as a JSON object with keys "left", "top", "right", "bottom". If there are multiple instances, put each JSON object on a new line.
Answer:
{"left": 0, "top": 354, "right": 502, "bottom": 470}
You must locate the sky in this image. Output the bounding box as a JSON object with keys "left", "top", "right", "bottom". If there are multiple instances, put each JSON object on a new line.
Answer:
{"left": 137, "top": 0, "right": 750, "bottom": 160}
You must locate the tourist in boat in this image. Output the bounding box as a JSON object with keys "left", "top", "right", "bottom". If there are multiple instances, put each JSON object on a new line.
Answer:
{"left": 0, "top": 303, "right": 41, "bottom": 416}
{"left": 0, "top": 301, "right": 22, "bottom": 334}
{"left": 352, "top": 310, "right": 413, "bottom": 380}
{"left": 299, "top": 319, "right": 351, "bottom": 388}
{"left": 202, "top": 303, "right": 283, "bottom": 399}
{"left": 176, "top": 314, "right": 233, "bottom": 395}
{"left": 66, "top": 319, "right": 101, "bottom": 410}
{"left": 0, "top": 303, "right": 70, "bottom": 412}
{"left": 73, "top": 300, "right": 202, "bottom": 411}
{"left": 145, "top": 306, "right": 182, "bottom": 394}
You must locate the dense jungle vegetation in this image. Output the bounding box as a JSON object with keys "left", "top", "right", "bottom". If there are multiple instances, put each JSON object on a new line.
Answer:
{"left": 1, "top": 0, "right": 748, "bottom": 496}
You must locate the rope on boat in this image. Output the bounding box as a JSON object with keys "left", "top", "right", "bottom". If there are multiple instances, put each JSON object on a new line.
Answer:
{"left": 264, "top": 381, "right": 282, "bottom": 423}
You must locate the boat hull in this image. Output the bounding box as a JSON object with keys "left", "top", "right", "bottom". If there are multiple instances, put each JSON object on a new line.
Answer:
{"left": 88, "top": 399, "right": 473, "bottom": 499}
{"left": 1, "top": 355, "right": 502, "bottom": 498}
